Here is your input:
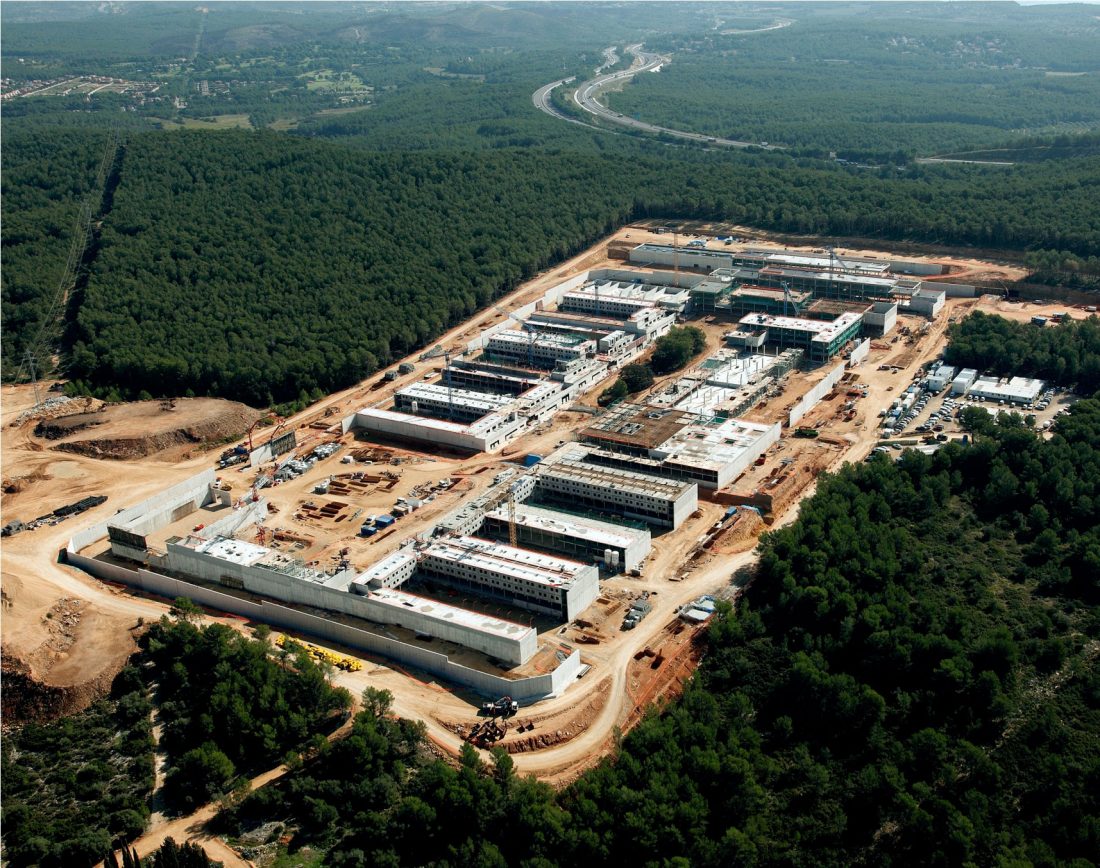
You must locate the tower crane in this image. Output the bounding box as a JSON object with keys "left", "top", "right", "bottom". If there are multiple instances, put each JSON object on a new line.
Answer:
{"left": 494, "top": 304, "right": 538, "bottom": 368}
{"left": 442, "top": 349, "right": 455, "bottom": 421}
{"left": 781, "top": 280, "right": 794, "bottom": 317}
{"left": 825, "top": 245, "right": 858, "bottom": 300}
{"left": 507, "top": 482, "right": 519, "bottom": 548}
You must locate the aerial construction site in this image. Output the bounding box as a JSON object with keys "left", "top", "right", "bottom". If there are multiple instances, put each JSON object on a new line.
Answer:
{"left": 3, "top": 223, "right": 1086, "bottom": 779}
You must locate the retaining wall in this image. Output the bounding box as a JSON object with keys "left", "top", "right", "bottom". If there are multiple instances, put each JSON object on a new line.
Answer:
{"left": 70, "top": 470, "right": 216, "bottom": 552}
{"left": 788, "top": 361, "right": 847, "bottom": 427}
{"left": 848, "top": 338, "right": 871, "bottom": 367}
{"left": 61, "top": 550, "right": 578, "bottom": 701}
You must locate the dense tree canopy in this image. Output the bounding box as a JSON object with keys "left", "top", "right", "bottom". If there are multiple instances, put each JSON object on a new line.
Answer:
{"left": 4, "top": 114, "right": 1099, "bottom": 401}
{"left": 0, "top": 665, "right": 154, "bottom": 868}
{"left": 142, "top": 614, "right": 352, "bottom": 811}
{"left": 650, "top": 325, "right": 707, "bottom": 375}
{"left": 945, "top": 312, "right": 1100, "bottom": 392}
{"left": 213, "top": 396, "right": 1100, "bottom": 865}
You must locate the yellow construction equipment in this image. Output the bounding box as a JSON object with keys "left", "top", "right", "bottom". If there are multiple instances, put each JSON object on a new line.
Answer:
{"left": 274, "top": 634, "right": 362, "bottom": 671}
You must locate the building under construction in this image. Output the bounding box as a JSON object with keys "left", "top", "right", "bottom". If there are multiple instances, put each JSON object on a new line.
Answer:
{"left": 534, "top": 457, "right": 698, "bottom": 529}
{"left": 160, "top": 533, "right": 538, "bottom": 664}
{"left": 417, "top": 536, "right": 601, "bottom": 621}
{"left": 728, "top": 312, "right": 864, "bottom": 363}
{"left": 481, "top": 502, "right": 651, "bottom": 572}
{"left": 577, "top": 406, "right": 780, "bottom": 489}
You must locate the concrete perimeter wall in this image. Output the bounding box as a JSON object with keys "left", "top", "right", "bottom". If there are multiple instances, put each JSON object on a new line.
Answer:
{"left": 250, "top": 443, "right": 274, "bottom": 468}
{"left": 199, "top": 498, "right": 267, "bottom": 541}
{"left": 71, "top": 470, "right": 216, "bottom": 551}
{"left": 789, "top": 361, "right": 847, "bottom": 427}
{"left": 936, "top": 282, "right": 977, "bottom": 298}
{"left": 848, "top": 338, "right": 871, "bottom": 367}
{"left": 61, "top": 549, "right": 579, "bottom": 701}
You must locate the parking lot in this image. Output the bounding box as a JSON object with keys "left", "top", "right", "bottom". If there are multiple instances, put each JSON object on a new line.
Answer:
{"left": 880, "top": 371, "right": 1072, "bottom": 446}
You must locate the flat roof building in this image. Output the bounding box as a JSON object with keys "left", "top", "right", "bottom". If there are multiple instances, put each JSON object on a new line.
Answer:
{"left": 351, "top": 550, "right": 418, "bottom": 591}
{"left": 629, "top": 243, "right": 735, "bottom": 273}
{"left": 951, "top": 368, "right": 979, "bottom": 395}
{"left": 967, "top": 375, "right": 1045, "bottom": 405}
{"left": 535, "top": 457, "right": 698, "bottom": 529}
{"left": 730, "top": 312, "right": 864, "bottom": 363}
{"left": 560, "top": 289, "right": 655, "bottom": 319}
{"left": 926, "top": 364, "right": 958, "bottom": 392}
{"left": 364, "top": 586, "right": 537, "bottom": 664}
{"left": 353, "top": 407, "right": 523, "bottom": 454}
{"left": 864, "top": 301, "right": 899, "bottom": 336}
{"left": 486, "top": 329, "right": 595, "bottom": 369}
{"left": 482, "top": 503, "right": 651, "bottom": 572}
{"left": 580, "top": 410, "right": 779, "bottom": 490}
{"left": 730, "top": 249, "right": 892, "bottom": 275}
{"left": 909, "top": 287, "right": 946, "bottom": 318}
{"left": 755, "top": 266, "right": 902, "bottom": 302}
{"left": 165, "top": 535, "right": 536, "bottom": 664}
{"left": 419, "top": 536, "right": 600, "bottom": 620}
{"left": 443, "top": 360, "right": 543, "bottom": 396}
{"left": 394, "top": 382, "right": 514, "bottom": 424}
{"left": 727, "top": 284, "right": 812, "bottom": 318}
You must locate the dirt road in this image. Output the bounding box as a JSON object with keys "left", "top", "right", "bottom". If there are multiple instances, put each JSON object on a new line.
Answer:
{"left": 2, "top": 224, "right": 1028, "bottom": 868}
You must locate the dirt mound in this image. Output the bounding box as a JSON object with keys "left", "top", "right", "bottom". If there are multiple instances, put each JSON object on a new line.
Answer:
{"left": 40, "top": 398, "right": 263, "bottom": 460}
{"left": 35, "top": 411, "right": 107, "bottom": 439}
{"left": 0, "top": 577, "right": 140, "bottom": 722}
{"left": 2, "top": 465, "right": 51, "bottom": 494}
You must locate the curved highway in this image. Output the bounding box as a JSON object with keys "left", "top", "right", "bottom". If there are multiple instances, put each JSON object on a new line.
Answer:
{"left": 534, "top": 44, "right": 779, "bottom": 151}
{"left": 531, "top": 76, "right": 595, "bottom": 129}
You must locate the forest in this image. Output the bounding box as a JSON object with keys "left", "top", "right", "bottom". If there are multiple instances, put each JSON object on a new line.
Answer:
{"left": 1, "top": 664, "right": 155, "bottom": 867}
{"left": 6, "top": 124, "right": 1099, "bottom": 402}
{"left": 0, "top": 611, "right": 351, "bottom": 867}
{"left": 945, "top": 313, "right": 1100, "bottom": 392}
{"left": 142, "top": 607, "right": 352, "bottom": 811}
{"left": 5, "top": 3, "right": 1100, "bottom": 398}
{"left": 608, "top": 7, "right": 1100, "bottom": 161}
{"left": 206, "top": 396, "right": 1100, "bottom": 866}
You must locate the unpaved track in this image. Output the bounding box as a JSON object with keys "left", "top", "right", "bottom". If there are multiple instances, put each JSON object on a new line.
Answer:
{"left": 0, "top": 231, "right": 622, "bottom": 696}
{"left": 4, "top": 229, "right": 1007, "bottom": 786}
{"left": 100, "top": 711, "right": 357, "bottom": 867}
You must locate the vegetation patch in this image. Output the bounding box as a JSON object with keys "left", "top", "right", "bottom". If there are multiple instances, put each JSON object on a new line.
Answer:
{"left": 1, "top": 666, "right": 155, "bottom": 868}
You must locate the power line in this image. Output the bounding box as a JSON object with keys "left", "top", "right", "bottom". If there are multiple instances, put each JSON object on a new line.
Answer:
{"left": 12, "top": 127, "right": 121, "bottom": 402}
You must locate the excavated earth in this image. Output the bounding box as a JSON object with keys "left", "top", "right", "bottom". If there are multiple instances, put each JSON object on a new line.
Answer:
{"left": 35, "top": 398, "right": 263, "bottom": 460}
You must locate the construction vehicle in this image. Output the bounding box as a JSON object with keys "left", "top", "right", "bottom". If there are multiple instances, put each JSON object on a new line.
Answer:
{"left": 482, "top": 695, "right": 519, "bottom": 717}
{"left": 274, "top": 635, "right": 363, "bottom": 672}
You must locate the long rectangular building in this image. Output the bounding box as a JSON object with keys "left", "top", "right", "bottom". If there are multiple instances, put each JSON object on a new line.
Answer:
{"left": 579, "top": 414, "right": 779, "bottom": 490}
{"left": 559, "top": 290, "right": 655, "bottom": 319}
{"left": 443, "top": 361, "right": 543, "bottom": 396}
{"left": 756, "top": 266, "right": 902, "bottom": 301}
{"left": 730, "top": 312, "right": 864, "bottom": 363}
{"left": 353, "top": 407, "right": 523, "bottom": 454}
{"left": 485, "top": 329, "right": 595, "bottom": 369}
{"left": 419, "top": 536, "right": 600, "bottom": 620}
{"left": 481, "top": 503, "right": 651, "bottom": 572}
{"left": 726, "top": 284, "right": 812, "bottom": 317}
{"left": 394, "top": 382, "right": 515, "bottom": 424}
{"left": 165, "top": 535, "right": 536, "bottom": 664}
{"left": 535, "top": 459, "right": 698, "bottom": 529}
{"left": 363, "top": 586, "right": 538, "bottom": 663}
